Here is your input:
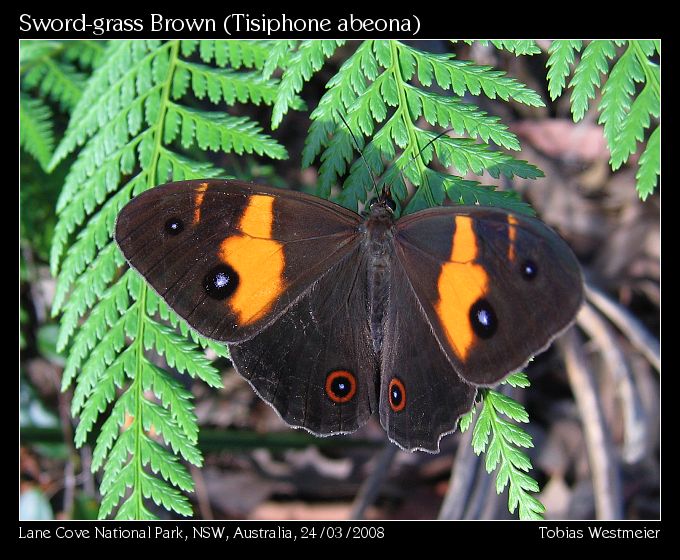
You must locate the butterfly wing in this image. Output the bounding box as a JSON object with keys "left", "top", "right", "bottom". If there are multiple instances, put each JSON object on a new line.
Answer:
{"left": 115, "top": 180, "right": 362, "bottom": 343}
{"left": 380, "top": 258, "right": 477, "bottom": 452}
{"left": 394, "top": 206, "right": 583, "bottom": 386}
{"left": 229, "top": 245, "right": 377, "bottom": 436}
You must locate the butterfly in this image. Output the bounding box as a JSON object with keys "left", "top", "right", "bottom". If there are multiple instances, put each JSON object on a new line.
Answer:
{"left": 115, "top": 179, "right": 583, "bottom": 452}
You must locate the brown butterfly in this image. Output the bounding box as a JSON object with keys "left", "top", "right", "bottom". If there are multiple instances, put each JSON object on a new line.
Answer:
{"left": 115, "top": 179, "right": 583, "bottom": 452}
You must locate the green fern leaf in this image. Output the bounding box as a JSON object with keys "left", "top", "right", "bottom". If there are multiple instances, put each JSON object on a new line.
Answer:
{"left": 546, "top": 40, "right": 582, "bottom": 100}
{"left": 636, "top": 125, "right": 660, "bottom": 200}
{"left": 462, "top": 374, "right": 544, "bottom": 520}
{"left": 269, "top": 40, "right": 344, "bottom": 128}
{"left": 52, "top": 39, "right": 286, "bottom": 520}
{"left": 20, "top": 94, "right": 55, "bottom": 169}
{"left": 20, "top": 40, "right": 98, "bottom": 171}
{"left": 552, "top": 40, "right": 659, "bottom": 199}
{"left": 305, "top": 41, "right": 543, "bottom": 213}
{"left": 22, "top": 42, "right": 88, "bottom": 112}
{"left": 598, "top": 44, "right": 644, "bottom": 159}
{"left": 489, "top": 40, "right": 541, "bottom": 56}
{"left": 569, "top": 40, "right": 617, "bottom": 122}
{"left": 178, "top": 60, "right": 281, "bottom": 106}
{"left": 608, "top": 81, "right": 658, "bottom": 170}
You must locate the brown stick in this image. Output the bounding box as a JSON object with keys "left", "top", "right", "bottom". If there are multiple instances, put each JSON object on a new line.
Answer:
{"left": 585, "top": 283, "right": 660, "bottom": 371}
{"left": 349, "top": 442, "right": 399, "bottom": 520}
{"left": 438, "top": 426, "right": 478, "bottom": 519}
{"left": 558, "top": 328, "right": 624, "bottom": 519}
{"left": 576, "top": 303, "right": 648, "bottom": 463}
{"left": 190, "top": 464, "right": 214, "bottom": 520}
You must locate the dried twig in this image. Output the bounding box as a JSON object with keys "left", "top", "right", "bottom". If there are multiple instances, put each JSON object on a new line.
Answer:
{"left": 585, "top": 282, "right": 660, "bottom": 371}
{"left": 462, "top": 459, "right": 495, "bottom": 519}
{"left": 57, "top": 388, "right": 76, "bottom": 517}
{"left": 190, "top": 464, "right": 214, "bottom": 520}
{"left": 349, "top": 442, "right": 399, "bottom": 519}
{"left": 558, "top": 328, "right": 624, "bottom": 519}
{"left": 438, "top": 427, "right": 477, "bottom": 519}
{"left": 577, "top": 303, "right": 648, "bottom": 463}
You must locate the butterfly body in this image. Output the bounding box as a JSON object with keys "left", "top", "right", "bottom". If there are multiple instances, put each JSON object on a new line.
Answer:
{"left": 116, "top": 180, "right": 583, "bottom": 452}
{"left": 363, "top": 202, "right": 397, "bottom": 355}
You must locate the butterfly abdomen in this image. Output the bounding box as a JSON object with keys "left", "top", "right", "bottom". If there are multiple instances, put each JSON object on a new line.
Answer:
{"left": 364, "top": 203, "right": 397, "bottom": 356}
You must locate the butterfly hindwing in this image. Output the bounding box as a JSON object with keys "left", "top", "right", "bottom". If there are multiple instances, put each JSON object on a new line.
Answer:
{"left": 380, "top": 257, "right": 477, "bottom": 452}
{"left": 395, "top": 206, "right": 584, "bottom": 386}
{"left": 115, "top": 180, "right": 362, "bottom": 343}
{"left": 229, "top": 245, "right": 377, "bottom": 436}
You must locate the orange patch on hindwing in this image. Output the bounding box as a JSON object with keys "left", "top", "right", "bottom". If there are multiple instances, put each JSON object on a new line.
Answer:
{"left": 434, "top": 216, "right": 489, "bottom": 361}
{"left": 218, "top": 195, "right": 285, "bottom": 325}
{"left": 193, "top": 182, "right": 209, "bottom": 225}
{"left": 507, "top": 214, "right": 518, "bottom": 262}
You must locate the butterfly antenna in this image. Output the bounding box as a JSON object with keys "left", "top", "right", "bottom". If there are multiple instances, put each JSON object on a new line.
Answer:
{"left": 402, "top": 127, "right": 456, "bottom": 177}
{"left": 336, "top": 112, "right": 381, "bottom": 200}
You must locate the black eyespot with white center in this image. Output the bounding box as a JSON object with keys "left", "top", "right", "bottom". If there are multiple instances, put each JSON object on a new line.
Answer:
{"left": 521, "top": 260, "right": 538, "bottom": 281}
{"left": 470, "top": 298, "right": 498, "bottom": 339}
{"left": 164, "top": 217, "right": 184, "bottom": 235}
{"left": 203, "top": 265, "right": 239, "bottom": 300}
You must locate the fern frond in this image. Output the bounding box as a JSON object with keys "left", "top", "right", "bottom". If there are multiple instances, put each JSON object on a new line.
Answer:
{"left": 550, "top": 40, "right": 660, "bottom": 199}
{"left": 302, "top": 40, "right": 544, "bottom": 214}
{"left": 20, "top": 94, "right": 55, "bottom": 169}
{"left": 489, "top": 40, "right": 541, "bottom": 56}
{"left": 598, "top": 44, "right": 644, "bottom": 161}
{"left": 21, "top": 39, "right": 89, "bottom": 112}
{"left": 460, "top": 372, "right": 544, "bottom": 520}
{"left": 267, "top": 40, "right": 344, "bottom": 128}
{"left": 546, "top": 40, "right": 582, "bottom": 100}
{"left": 184, "top": 39, "right": 271, "bottom": 69}
{"left": 176, "top": 60, "right": 280, "bottom": 106}
{"left": 20, "top": 40, "right": 98, "bottom": 170}
{"left": 636, "top": 125, "right": 660, "bottom": 201}
{"left": 63, "top": 40, "right": 106, "bottom": 68}
{"left": 52, "top": 39, "right": 286, "bottom": 519}
{"left": 568, "top": 40, "right": 617, "bottom": 122}
{"left": 166, "top": 104, "right": 286, "bottom": 158}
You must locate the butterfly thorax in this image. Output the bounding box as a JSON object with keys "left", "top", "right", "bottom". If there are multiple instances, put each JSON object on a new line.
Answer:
{"left": 362, "top": 202, "right": 397, "bottom": 355}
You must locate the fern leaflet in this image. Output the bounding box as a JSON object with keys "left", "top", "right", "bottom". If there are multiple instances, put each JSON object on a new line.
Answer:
{"left": 460, "top": 372, "right": 544, "bottom": 520}
{"left": 550, "top": 40, "right": 660, "bottom": 199}
{"left": 52, "top": 39, "right": 287, "bottom": 519}
{"left": 294, "top": 40, "right": 542, "bottom": 215}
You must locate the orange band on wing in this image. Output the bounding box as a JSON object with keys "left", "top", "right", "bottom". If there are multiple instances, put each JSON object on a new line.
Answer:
{"left": 219, "top": 195, "right": 285, "bottom": 325}
{"left": 507, "top": 214, "right": 518, "bottom": 262}
{"left": 435, "top": 216, "right": 489, "bottom": 361}
{"left": 193, "top": 182, "right": 209, "bottom": 225}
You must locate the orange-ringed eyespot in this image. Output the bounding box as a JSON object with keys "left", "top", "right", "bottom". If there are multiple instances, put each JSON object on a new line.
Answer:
{"left": 325, "top": 370, "right": 357, "bottom": 403}
{"left": 389, "top": 378, "right": 406, "bottom": 412}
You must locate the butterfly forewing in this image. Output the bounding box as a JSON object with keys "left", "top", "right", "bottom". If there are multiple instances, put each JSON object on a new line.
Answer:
{"left": 394, "top": 206, "right": 584, "bottom": 386}
{"left": 115, "top": 180, "right": 362, "bottom": 343}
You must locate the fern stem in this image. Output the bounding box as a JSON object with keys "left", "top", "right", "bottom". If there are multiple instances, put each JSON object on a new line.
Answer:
{"left": 129, "top": 39, "right": 181, "bottom": 520}
{"left": 133, "top": 290, "right": 146, "bottom": 518}
{"left": 389, "top": 41, "right": 435, "bottom": 208}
